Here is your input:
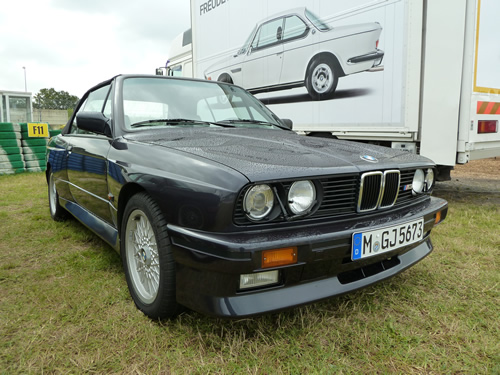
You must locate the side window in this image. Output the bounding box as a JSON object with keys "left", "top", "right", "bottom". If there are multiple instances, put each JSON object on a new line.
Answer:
{"left": 251, "top": 18, "right": 284, "bottom": 49}
{"left": 71, "top": 84, "right": 112, "bottom": 135}
{"left": 283, "top": 16, "right": 308, "bottom": 41}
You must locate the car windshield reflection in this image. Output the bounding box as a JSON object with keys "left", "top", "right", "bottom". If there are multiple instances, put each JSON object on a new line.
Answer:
{"left": 122, "top": 77, "right": 282, "bottom": 130}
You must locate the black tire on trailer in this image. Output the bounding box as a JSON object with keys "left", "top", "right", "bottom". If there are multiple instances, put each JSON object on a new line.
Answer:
{"left": 121, "top": 192, "right": 180, "bottom": 319}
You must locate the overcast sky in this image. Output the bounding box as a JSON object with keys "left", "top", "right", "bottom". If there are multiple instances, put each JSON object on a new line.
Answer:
{"left": 0, "top": 0, "right": 191, "bottom": 98}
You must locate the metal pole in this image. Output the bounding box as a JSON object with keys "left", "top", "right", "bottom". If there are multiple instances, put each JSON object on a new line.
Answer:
{"left": 23, "top": 67, "right": 27, "bottom": 92}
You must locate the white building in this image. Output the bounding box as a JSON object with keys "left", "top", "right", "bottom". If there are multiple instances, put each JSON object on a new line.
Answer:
{"left": 0, "top": 90, "right": 33, "bottom": 123}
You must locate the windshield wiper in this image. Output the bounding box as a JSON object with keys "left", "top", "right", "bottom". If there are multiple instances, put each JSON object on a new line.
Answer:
{"left": 218, "top": 119, "right": 288, "bottom": 130}
{"left": 130, "top": 118, "right": 235, "bottom": 128}
{"left": 130, "top": 118, "right": 193, "bottom": 128}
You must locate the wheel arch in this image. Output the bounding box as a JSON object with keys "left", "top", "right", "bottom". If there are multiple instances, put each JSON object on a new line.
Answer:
{"left": 45, "top": 162, "right": 52, "bottom": 183}
{"left": 305, "top": 52, "right": 345, "bottom": 82}
{"left": 307, "top": 132, "right": 338, "bottom": 139}
{"left": 117, "top": 182, "right": 147, "bottom": 235}
{"left": 217, "top": 73, "right": 234, "bottom": 84}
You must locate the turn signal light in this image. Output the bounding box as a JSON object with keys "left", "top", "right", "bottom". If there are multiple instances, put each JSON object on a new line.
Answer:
{"left": 435, "top": 209, "right": 447, "bottom": 225}
{"left": 435, "top": 211, "right": 442, "bottom": 224}
{"left": 477, "top": 120, "right": 498, "bottom": 134}
{"left": 262, "top": 247, "right": 297, "bottom": 269}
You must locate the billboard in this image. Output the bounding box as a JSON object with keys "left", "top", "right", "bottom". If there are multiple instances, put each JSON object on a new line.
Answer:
{"left": 191, "top": 0, "right": 407, "bottom": 129}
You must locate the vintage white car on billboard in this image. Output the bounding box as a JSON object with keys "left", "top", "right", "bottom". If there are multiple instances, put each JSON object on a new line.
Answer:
{"left": 204, "top": 7, "right": 384, "bottom": 100}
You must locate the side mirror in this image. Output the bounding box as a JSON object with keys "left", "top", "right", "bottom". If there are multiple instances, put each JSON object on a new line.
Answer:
{"left": 234, "top": 48, "right": 246, "bottom": 57}
{"left": 280, "top": 118, "right": 293, "bottom": 130}
{"left": 76, "top": 111, "right": 112, "bottom": 137}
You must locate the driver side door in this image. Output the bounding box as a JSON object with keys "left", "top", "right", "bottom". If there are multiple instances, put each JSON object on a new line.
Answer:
{"left": 65, "top": 84, "right": 114, "bottom": 224}
{"left": 242, "top": 17, "right": 285, "bottom": 90}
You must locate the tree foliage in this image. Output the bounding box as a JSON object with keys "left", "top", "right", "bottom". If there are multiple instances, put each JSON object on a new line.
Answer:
{"left": 33, "top": 88, "right": 79, "bottom": 110}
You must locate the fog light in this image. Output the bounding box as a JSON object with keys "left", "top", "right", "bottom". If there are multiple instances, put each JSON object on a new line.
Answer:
{"left": 239, "top": 270, "right": 279, "bottom": 290}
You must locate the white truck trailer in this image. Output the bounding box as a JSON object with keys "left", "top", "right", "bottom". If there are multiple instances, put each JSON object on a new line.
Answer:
{"left": 165, "top": 0, "right": 500, "bottom": 179}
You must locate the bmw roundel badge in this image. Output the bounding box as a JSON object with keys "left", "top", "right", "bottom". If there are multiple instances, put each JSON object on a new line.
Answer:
{"left": 360, "top": 155, "right": 378, "bottom": 163}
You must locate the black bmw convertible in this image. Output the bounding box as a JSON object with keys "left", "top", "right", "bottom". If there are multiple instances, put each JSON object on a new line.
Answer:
{"left": 46, "top": 75, "right": 448, "bottom": 318}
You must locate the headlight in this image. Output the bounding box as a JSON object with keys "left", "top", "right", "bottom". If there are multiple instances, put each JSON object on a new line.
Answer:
{"left": 425, "top": 168, "right": 435, "bottom": 191}
{"left": 243, "top": 184, "right": 274, "bottom": 220}
{"left": 288, "top": 180, "right": 316, "bottom": 215}
{"left": 412, "top": 169, "right": 425, "bottom": 195}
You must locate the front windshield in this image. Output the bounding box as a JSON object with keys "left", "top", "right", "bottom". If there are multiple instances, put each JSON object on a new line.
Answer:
{"left": 305, "top": 9, "right": 331, "bottom": 31}
{"left": 240, "top": 25, "right": 257, "bottom": 53}
{"left": 121, "top": 77, "right": 282, "bottom": 130}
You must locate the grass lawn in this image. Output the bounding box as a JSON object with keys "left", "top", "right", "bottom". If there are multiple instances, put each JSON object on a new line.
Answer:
{"left": 0, "top": 172, "right": 498, "bottom": 374}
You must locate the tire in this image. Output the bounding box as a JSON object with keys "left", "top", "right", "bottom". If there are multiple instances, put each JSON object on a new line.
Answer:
{"left": 0, "top": 132, "right": 21, "bottom": 140}
{"left": 0, "top": 139, "right": 21, "bottom": 147}
{"left": 22, "top": 139, "right": 47, "bottom": 147}
{"left": 305, "top": 56, "right": 339, "bottom": 100}
{"left": 217, "top": 73, "right": 233, "bottom": 84}
{"left": 48, "top": 170, "right": 67, "bottom": 221}
{"left": 307, "top": 132, "right": 337, "bottom": 139}
{"left": 23, "top": 146, "right": 46, "bottom": 154}
{"left": 121, "top": 192, "right": 180, "bottom": 319}
{"left": 0, "top": 123, "right": 21, "bottom": 132}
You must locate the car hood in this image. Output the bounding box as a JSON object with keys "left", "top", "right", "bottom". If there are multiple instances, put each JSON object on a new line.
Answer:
{"left": 123, "top": 128, "right": 431, "bottom": 182}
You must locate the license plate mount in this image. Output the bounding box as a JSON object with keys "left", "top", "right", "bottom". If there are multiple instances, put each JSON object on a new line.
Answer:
{"left": 352, "top": 218, "right": 424, "bottom": 261}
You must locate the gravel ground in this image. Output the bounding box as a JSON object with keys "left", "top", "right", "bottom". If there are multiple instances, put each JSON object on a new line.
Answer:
{"left": 434, "top": 157, "right": 500, "bottom": 204}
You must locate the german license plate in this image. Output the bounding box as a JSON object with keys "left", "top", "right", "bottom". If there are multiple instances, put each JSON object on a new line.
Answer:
{"left": 352, "top": 218, "right": 424, "bottom": 260}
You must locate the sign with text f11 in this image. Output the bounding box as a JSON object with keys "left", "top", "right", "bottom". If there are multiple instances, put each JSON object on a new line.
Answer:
{"left": 27, "top": 123, "right": 49, "bottom": 138}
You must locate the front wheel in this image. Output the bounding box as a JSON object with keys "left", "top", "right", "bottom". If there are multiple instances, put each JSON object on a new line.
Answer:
{"left": 305, "top": 57, "right": 338, "bottom": 100}
{"left": 121, "top": 192, "right": 180, "bottom": 319}
{"left": 48, "top": 170, "right": 67, "bottom": 221}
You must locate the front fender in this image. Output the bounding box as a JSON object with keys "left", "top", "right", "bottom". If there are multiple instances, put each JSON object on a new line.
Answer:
{"left": 107, "top": 139, "right": 249, "bottom": 232}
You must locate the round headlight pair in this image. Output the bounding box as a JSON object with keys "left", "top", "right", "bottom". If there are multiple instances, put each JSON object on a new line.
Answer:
{"left": 243, "top": 181, "right": 316, "bottom": 221}
{"left": 412, "top": 168, "right": 434, "bottom": 195}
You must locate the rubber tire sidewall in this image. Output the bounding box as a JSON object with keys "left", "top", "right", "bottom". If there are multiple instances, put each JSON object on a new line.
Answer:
{"left": 48, "top": 169, "right": 67, "bottom": 221}
{"left": 305, "top": 56, "right": 339, "bottom": 101}
{"left": 121, "top": 192, "right": 179, "bottom": 319}
{"left": 217, "top": 73, "right": 233, "bottom": 84}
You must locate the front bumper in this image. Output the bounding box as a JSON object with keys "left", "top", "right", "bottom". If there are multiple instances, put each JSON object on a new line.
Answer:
{"left": 168, "top": 196, "right": 447, "bottom": 317}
